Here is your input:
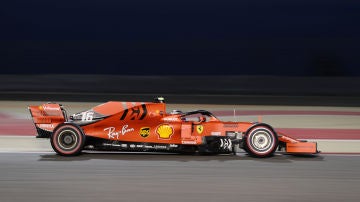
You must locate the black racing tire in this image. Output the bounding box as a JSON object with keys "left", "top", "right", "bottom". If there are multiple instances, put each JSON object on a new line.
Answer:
{"left": 50, "top": 124, "right": 85, "bottom": 156}
{"left": 244, "top": 125, "right": 278, "bottom": 158}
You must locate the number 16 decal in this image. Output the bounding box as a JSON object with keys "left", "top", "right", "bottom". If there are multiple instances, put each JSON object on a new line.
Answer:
{"left": 81, "top": 111, "right": 94, "bottom": 121}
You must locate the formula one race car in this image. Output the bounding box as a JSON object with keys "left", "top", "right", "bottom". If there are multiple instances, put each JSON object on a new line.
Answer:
{"left": 28, "top": 97, "right": 319, "bottom": 157}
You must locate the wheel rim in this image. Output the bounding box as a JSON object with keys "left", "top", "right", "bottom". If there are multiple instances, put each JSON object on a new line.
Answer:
{"left": 57, "top": 129, "right": 78, "bottom": 150}
{"left": 249, "top": 129, "right": 274, "bottom": 153}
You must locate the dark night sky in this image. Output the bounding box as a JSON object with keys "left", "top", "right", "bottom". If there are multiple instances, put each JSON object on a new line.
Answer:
{"left": 1, "top": 0, "right": 360, "bottom": 76}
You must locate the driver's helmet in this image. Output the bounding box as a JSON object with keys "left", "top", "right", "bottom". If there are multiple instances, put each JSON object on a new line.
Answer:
{"left": 170, "top": 110, "right": 183, "bottom": 115}
{"left": 198, "top": 116, "right": 206, "bottom": 122}
{"left": 154, "top": 97, "right": 165, "bottom": 103}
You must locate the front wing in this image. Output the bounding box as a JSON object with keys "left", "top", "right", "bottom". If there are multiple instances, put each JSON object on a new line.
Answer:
{"left": 278, "top": 132, "right": 319, "bottom": 154}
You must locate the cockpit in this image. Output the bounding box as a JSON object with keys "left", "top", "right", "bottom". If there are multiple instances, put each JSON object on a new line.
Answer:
{"left": 179, "top": 110, "right": 219, "bottom": 123}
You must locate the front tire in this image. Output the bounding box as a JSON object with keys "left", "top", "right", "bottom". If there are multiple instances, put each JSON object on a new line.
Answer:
{"left": 244, "top": 125, "right": 278, "bottom": 158}
{"left": 50, "top": 124, "right": 85, "bottom": 156}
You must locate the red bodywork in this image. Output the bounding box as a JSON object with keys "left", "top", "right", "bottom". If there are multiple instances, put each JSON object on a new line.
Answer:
{"left": 28, "top": 100, "right": 319, "bottom": 156}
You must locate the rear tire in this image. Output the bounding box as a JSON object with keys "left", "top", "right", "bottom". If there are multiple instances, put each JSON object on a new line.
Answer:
{"left": 244, "top": 125, "right": 278, "bottom": 158}
{"left": 50, "top": 124, "right": 85, "bottom": 156}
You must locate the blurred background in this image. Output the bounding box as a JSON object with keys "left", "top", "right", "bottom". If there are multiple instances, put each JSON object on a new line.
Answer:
{"left": 2, "top": 0, "right": 360, "bottom": 76}
{"left": 1, "top": 0, "right": 360, "bottom": 104}
{"left": 1, "top": 2, "right": 360, "bottom": 202}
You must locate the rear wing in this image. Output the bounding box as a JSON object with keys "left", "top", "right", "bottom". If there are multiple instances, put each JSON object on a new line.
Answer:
{"left": 28, "top": 103, "right": 67, "bottom": 138}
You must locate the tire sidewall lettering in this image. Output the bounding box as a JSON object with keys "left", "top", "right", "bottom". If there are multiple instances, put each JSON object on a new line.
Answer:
{"left": 246, "top": 126, "right": 277, "bottom": 157}
{"left": 52, "top": 124, "right": 84, "bottom": 155}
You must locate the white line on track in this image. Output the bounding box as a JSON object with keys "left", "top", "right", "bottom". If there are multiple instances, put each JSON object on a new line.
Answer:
{"left": 0, "top": 151, "right": 360, "bottom": 157}
{"left": 1, "top": 136, "right": 360, "bottom": 154}
{"left": 0, "top": 151, "right": 54, "bottom": 154}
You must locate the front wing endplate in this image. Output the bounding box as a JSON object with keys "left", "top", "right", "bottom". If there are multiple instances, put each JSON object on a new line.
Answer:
{"left": 286, "top": 142, "right": 318, "bottom": 154}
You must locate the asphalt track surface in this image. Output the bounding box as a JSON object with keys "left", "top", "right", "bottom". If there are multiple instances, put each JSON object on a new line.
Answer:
{"left": 1, "top": 100, "right": 360, "bottom": 202}
{"left": 0, "top": 152, "right": 360, "bottom": 202}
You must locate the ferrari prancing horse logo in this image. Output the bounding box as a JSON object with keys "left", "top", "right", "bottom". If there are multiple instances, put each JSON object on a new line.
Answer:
{"left": 196, "top": 125, "right": 204, "bottom": 134}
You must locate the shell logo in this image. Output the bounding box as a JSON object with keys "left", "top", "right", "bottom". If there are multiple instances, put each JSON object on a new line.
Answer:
{"left": 156, "top": 124, "right": 174, "bottom": 139}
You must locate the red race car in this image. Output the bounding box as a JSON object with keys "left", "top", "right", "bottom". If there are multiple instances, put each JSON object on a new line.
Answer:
{"left": 28, "top": 97, "right": 319, "bottom": 157}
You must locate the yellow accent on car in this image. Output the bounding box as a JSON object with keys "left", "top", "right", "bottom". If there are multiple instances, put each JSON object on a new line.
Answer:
{"left": 157, "top": 124, "right": 174, "bottom": 139}
{"left": 196, "top": 125, "right": 204, "bottom": 134}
